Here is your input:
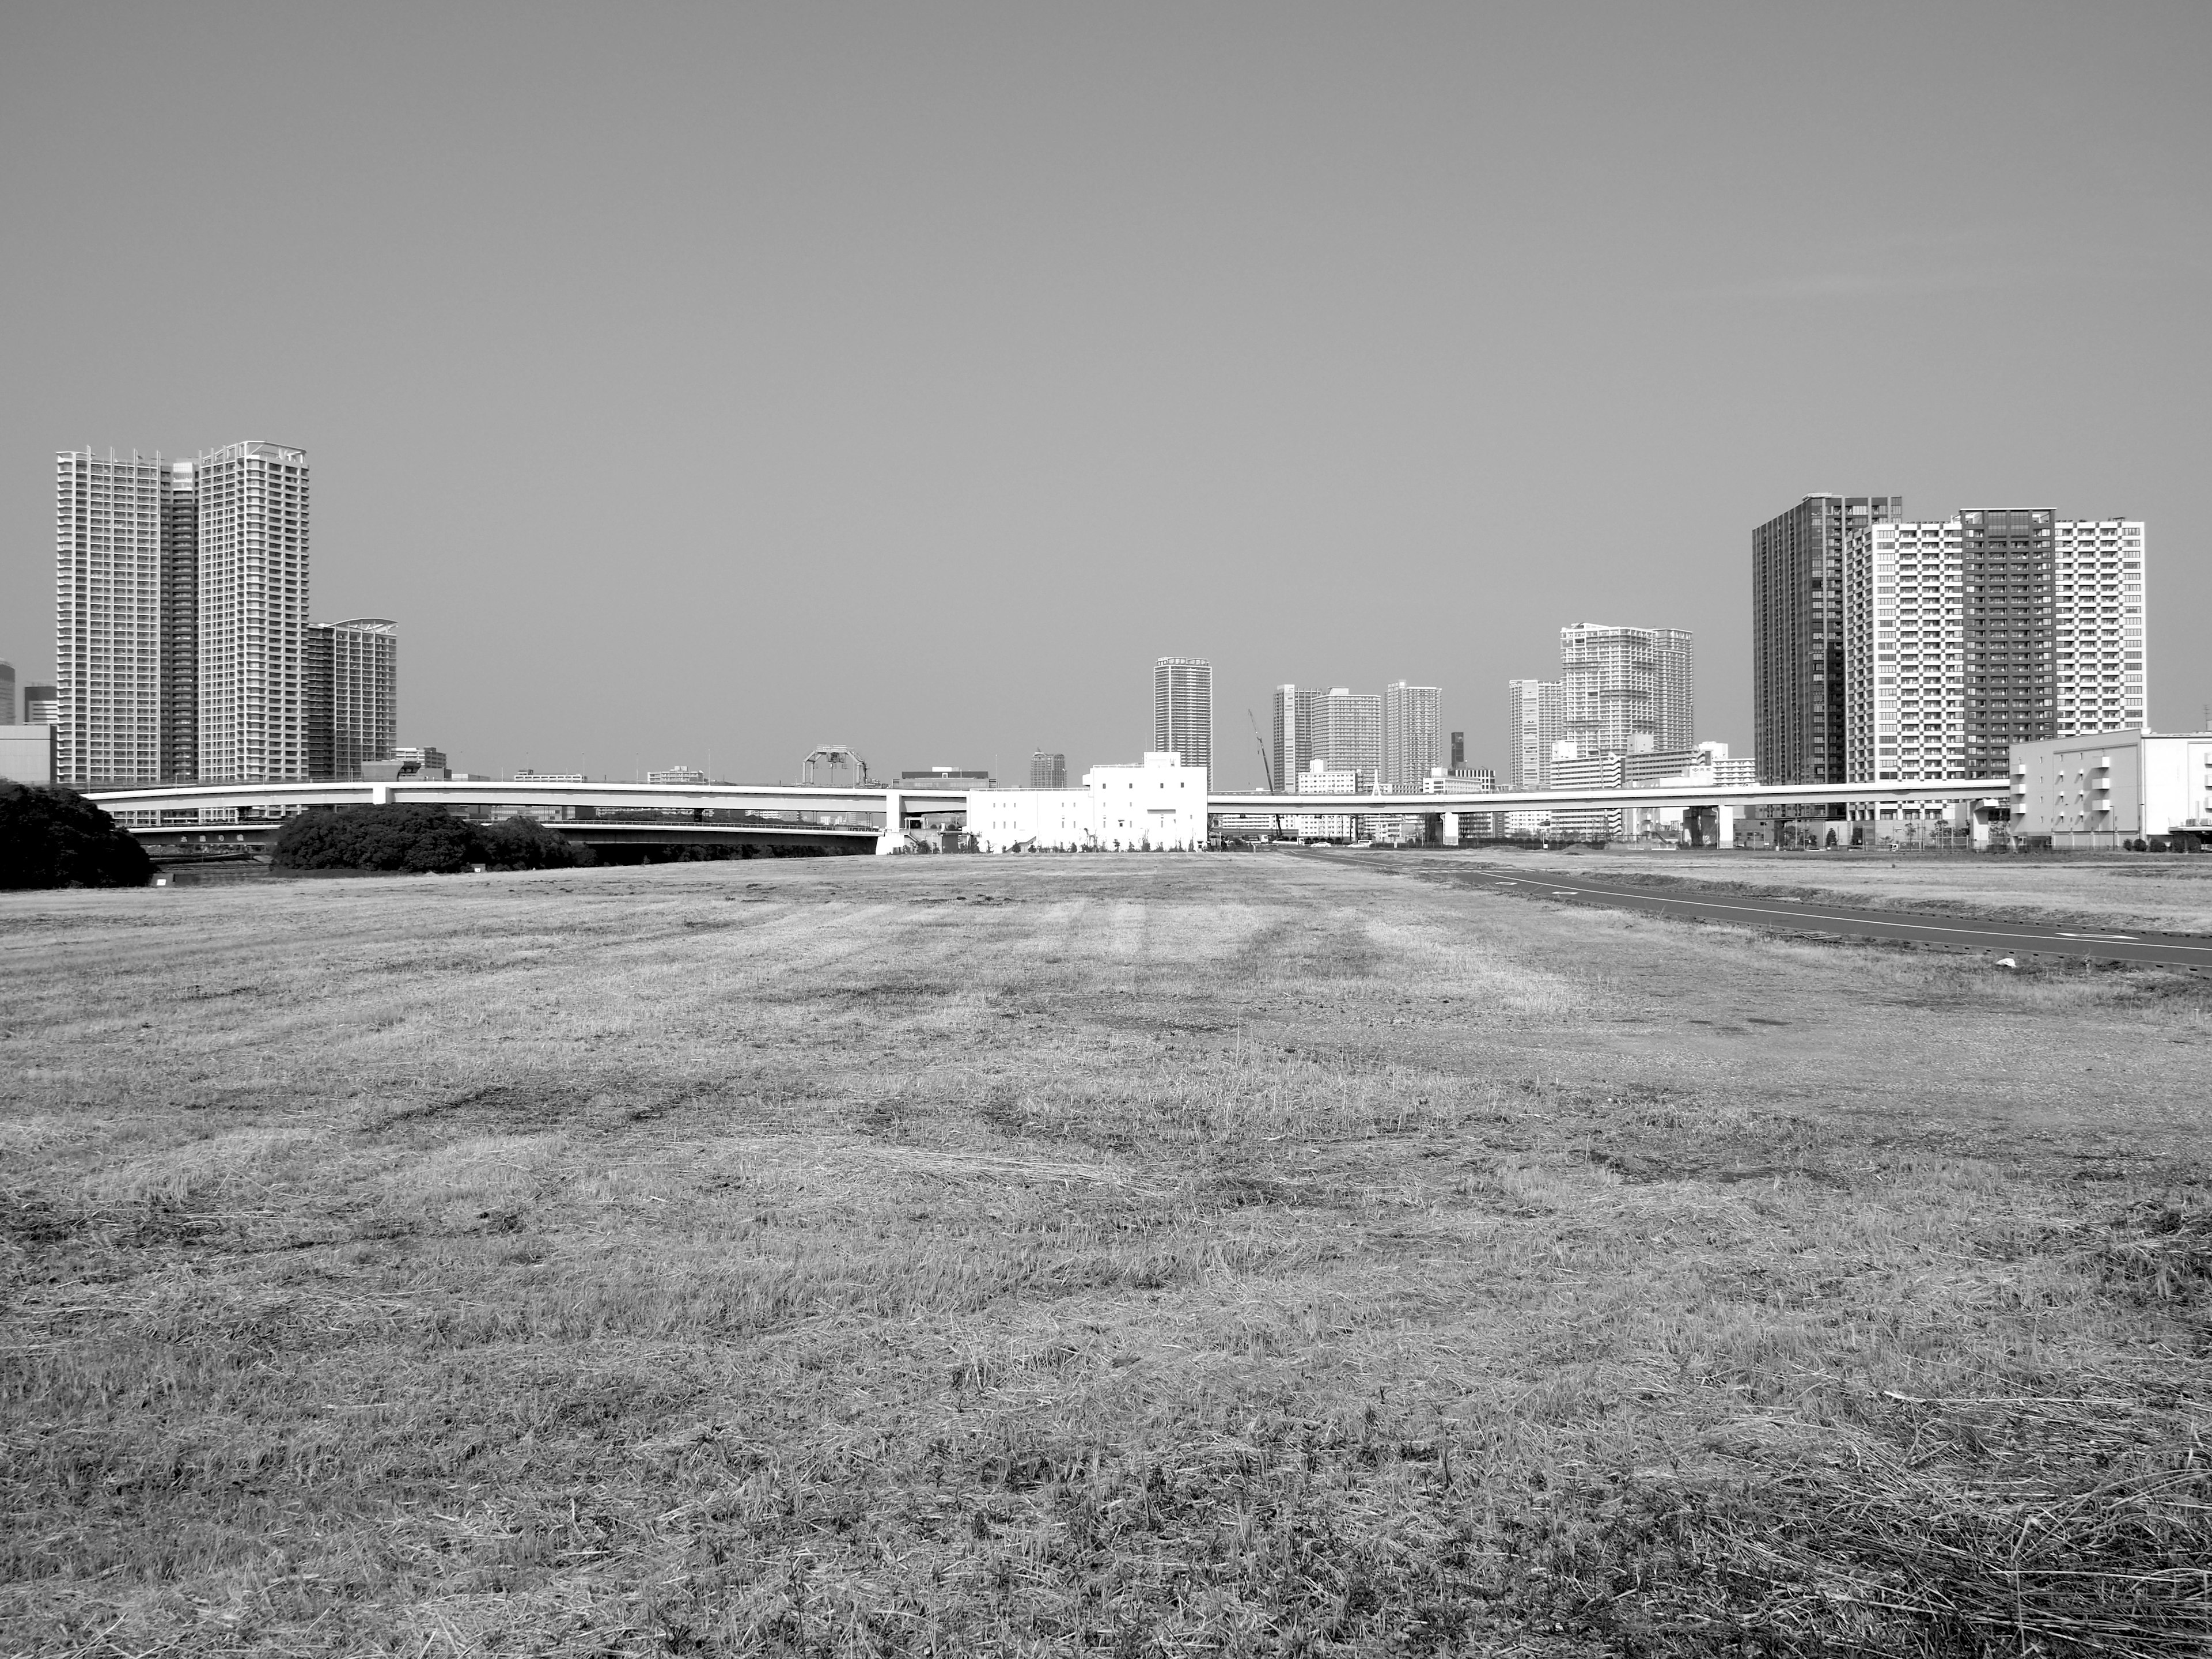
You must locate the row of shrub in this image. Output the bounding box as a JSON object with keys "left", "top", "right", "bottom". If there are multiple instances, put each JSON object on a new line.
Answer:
{"left": 272, "top": 805, "right": 594, "bottom": 872}
{"left": 0, "top": 783, "right": 155, "bottom": 889}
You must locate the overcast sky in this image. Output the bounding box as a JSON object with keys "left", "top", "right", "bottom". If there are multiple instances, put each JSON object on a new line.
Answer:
{"left": 4, "top": 3, "right": 2207, "bottom": 785}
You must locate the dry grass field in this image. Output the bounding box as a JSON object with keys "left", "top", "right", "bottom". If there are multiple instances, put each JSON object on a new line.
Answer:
{"left": 1475, "top": 844, "right": 2212, "bottom": 935}
{"left": 3, "top": 853, "right": 2209, "bottom": 1657}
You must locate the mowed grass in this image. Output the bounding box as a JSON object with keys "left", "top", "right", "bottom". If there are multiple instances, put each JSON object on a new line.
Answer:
{"left": 2, "top": 853, "right": 2209, "bottom": 1656}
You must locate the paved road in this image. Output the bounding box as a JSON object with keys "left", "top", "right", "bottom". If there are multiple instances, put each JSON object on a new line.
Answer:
{"left": 1444, "top": 864, "right": 2212, "bottom": 968}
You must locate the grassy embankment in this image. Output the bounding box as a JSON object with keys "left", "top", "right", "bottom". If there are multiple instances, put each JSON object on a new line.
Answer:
{"left": 2, "top": 854, "right": 2208, "bottom": 1655}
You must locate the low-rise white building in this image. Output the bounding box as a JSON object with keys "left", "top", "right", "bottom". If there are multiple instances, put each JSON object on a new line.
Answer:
{"left": 2010, "top": 729, "right": 2212, "bottom": 849}
{"left": 968, "top": 751, "right": 1209, "bottom": 851}
{"left": 1088, "top": 751, "right": 1209, "bottom": 849}
{"left": 968, "top": 787, "right": 1097, "bottom": 851}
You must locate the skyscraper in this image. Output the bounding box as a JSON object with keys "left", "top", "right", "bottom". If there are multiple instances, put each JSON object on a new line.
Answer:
{"left": 1269, "top": 684, "right": 1324, "bottom": 793}
{"left": 0, "top": 660, "right": 14, "bottom": 724}
{"left": 1844, "top": 511, "right": 2148, "bottom": 796}
{"left": 1382, "top": 681, "right": 1442, "bottom": 792}
{"left": 306, "top": 617, "right": 397, "bottom": 780}
{"left": 1960, "top": 509, "right": 2055, "bottom": 779}
{"left": 1028, "top": 751, "right": 1067, "bottom": 789}
{"left": 55, "top": 449, "right": 170, "bottom": 786}
{"left": 1313, "top": 687, "right": 1381, "bottom": 790}
{"left": 1505, "top": 678, "right": 1563, "bottom": 790}
{"left": 160, "top": 460, "right": 196, "bottom": 782}
{"left": 2053, "top": 519, "right": 2147, "bottom": 736}
{"left": 1153, "top": 657, "right": 1212, "bottom": 777}
{"left": 197, "top": 441, "right": 309, "bottom": 783}
{"left": 1559, "top": 623, "right": 1694, "bottom": 759}
{"left": 1753, "top": 494, "right": 1903, "bottom": 786}
{"left": 1449, "top": 731, "right": 1465, "bottom": 770}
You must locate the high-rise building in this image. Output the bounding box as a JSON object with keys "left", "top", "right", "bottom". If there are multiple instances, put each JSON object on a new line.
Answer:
{"left": 1313, "top": 687, "right": 1381, "bottom": 791}
{"left": 1153, "top": 657, "right": 1212, "bottom": 777}
{"left": 160, "top": 460, "right": 196, "bottom": 782}
{"left": 1753, "top": 495, "right": 1903, "bottom": 787}
{"left": 2054, "top": 519, "right": 2147, "bottom": 736}
{"left": 1028, "top": 751, "right": 1067, "bottom": 790}
{"left": 1844, "top": 512, "right": 2149, "bottom": 801}
{"left": 1960, "top": 509, "right": 2055, "bottom": 779}
{"left": 55, "top": 449, "right": 171, "bottom": 786}
{"left": 306, "top": 618, "right": 397, "bottom": 780}
{"left": 1382, "top": 681, "right": 1442, "bottom": 793}
{"left": 1269, "top": 684, "right": 1324, "bottom": 793}
{"left": 1559, "top": 623, "right": 1694, "bottom": 759}
{"left": 1549, "top": 751, "right": 1625, "bottom": 838}
{"left": 1844, "top": 518, "right": 1968, "bottom": 793}
{"left": 0, "top": 661, "right": 14, "bottom": 724}
{"left": 25, "top": 685, "right": 58, "bottom": 725}
{"left": 1506, "top": 679, "right": 1563, "bottom": 790}
{"left": 1449, "top": 730, "right": 1465, "bottom": 769}
{"left": 196, "top": 441, "right": 310, "bottom": 783}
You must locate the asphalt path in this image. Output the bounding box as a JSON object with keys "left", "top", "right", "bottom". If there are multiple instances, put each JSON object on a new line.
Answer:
{"left": 1445, "top": 864, "right": 2212, "bottom": 968}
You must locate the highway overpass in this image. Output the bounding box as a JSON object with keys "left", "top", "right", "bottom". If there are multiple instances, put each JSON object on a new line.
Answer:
{"left": 86, "top": 774, "right": 2014, "bottom": 855}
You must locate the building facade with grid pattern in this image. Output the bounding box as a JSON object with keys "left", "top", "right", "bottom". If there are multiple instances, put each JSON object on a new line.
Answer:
{"left": 1752, "top": 494, "right": 1902, "bottom": 787}
{"left": 1313, "top": 687, "right": 1381, "bottom": 792}
{"left": 196, "top": 441, "right": 310, "bottom": 783}
{"left": 54, "top": 449, "right": 172, "bottom": 786}
{"left": 160, "top": 460, "right": 196, "bottom": 782}
{"left": 1559, "top": 623, "right": 1694, "bottom": 760}
{"left": 2052, "top": 520, "right": 2146, "bottom": 738}
{"left": 306, "top": 617, "right": 396, "bottom": 780}
{"left": 1843, "top": 512, "right": 2149, "bottom": 816}
{"left": 1152, "top": 657, "right": 1212, "bottom": 778}
{"left": 1506, "top": 677, "right": 1563, "bottom": 790}
{"left": 1382, "top": 681, "right": 1442, "bottom": 794}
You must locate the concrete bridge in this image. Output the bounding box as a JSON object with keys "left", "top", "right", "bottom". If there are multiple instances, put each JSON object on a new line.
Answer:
{"left": 88, "top": 774, "right": 2013, "bottom": 857}
{"left": 87, "top": 779, "right": 968, "bottom": 858}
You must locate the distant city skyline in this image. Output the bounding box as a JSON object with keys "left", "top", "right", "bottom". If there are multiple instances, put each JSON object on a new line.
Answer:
{"left": 4, "top": 9, "right": 2206, "bottom": 789}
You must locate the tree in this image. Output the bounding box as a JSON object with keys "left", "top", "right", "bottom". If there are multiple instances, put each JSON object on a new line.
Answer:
{"left": 271, "top": 806, "right": 596, "bottom": 873}
{"left": 0, "top": 784, "right": 154, "bottom": 890}
{"left": 477, "top": 814, "right": 594, "bottom": 870}
{"left": 272, "top": 804, "right": 482, "bottom": 873}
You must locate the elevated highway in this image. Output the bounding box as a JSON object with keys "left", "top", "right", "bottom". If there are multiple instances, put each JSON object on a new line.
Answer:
{"left": 87, "top": 775, "right": 2014, "bottom": 857}
{"left": 1205, "top": 778, "right": 2010, "bottom": 815}
{"left": 88, "top": 779, "right": 969, "bottom": 858}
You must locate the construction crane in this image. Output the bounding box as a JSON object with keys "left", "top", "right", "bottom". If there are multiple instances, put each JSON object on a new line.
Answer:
{"left": 1247, "top": 709, "right": 1274, "bottom": 794}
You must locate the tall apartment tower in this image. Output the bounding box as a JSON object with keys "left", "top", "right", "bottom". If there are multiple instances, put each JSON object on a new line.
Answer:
{"left": 1844, "top": 512, "right": 2147, "bottom": 794}
{"left": 306, "top": 617, "right": 397, "bottom": 780}
{"left": 1270, "top": 684, "right": 1323, "bottom": 793}
{"left": 160, "top": 460, "right": 197, "bottom": 782}
{"left": 1960, "top": 509, "right": 2055, "bottom": 778}
{"left": 1753, "top": 494, "right": 1903, "bottom": 786}
{"left": 1028, "top": 751, "right": 1067, "bottom": 790}
{"left": 54, "top": 449, "right": 170, "bottom": 786}
{"left": 1559, "top": 623, "right": 1694, "bottom": 759}
{"left": 0, "top": 660, "right": 14, "bottom": 724}
{"left": 1506, "top": 678, "right": 1563, "bottom": 790}
{"left": 1314, "top": 687, "right": 1382, "bottom": 789}
{"left": 2053, "top": 519, "right": 2147, "bottom": 736}
{"left": 197, "top": 441, "right": 310, "bottom": 783}
{"left": 1153, "top": 657, "right": 1212, "bottom": 777}
{"left": 1382, "top": 681, "right": 1442, "bottom": 792}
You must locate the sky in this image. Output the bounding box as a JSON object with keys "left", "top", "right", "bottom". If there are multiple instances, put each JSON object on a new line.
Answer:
{"left": 3, "top": 2, "right": 2207, "bottom": 788}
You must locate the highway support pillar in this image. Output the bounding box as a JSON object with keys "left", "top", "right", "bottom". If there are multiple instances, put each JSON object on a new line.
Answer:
{"left": 874, "top": 790, "right": 906, "bottom": 855}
